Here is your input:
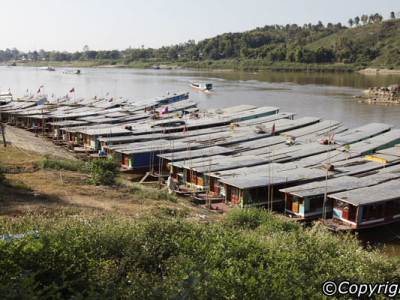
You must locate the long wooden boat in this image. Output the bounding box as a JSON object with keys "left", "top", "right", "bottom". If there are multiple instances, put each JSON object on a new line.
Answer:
{"left": 190, "top": 82, "right": 213, "bottom": 92}
{"left": 326, "top": 179, "right": 400, "bottom": 230}
{"left": 281, "top": 164, "right": 400, "bottom": 221}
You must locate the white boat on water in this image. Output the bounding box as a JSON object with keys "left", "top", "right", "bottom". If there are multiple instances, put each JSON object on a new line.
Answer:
{"left": 190, "top": 82, "right": 213, "bottom": 92}
{"left": 40, "top": 66, "right": 55, "bottom": 71}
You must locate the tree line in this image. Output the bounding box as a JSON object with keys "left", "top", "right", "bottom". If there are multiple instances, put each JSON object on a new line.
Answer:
{"left": 1, "top": 11, "right": 399, "bottom": 67}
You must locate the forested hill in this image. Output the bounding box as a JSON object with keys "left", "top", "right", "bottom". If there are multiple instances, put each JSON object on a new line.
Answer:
{"left": 180, "top": 18, "right": 400, "bottom": 70}
{"left": 3, "top": 16, "right": 400, "bottom": 72}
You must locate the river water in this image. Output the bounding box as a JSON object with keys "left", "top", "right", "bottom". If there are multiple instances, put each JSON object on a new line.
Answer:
{"left": 1, "top": 66, "right": 400, "bottom": 129}
{"left": 2, "top": 66, "right": 400, "bottom": 255}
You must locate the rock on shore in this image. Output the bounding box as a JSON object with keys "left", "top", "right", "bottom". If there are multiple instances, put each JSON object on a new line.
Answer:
{"left": 359, "top": 84, "right": 400, "bottom": 104}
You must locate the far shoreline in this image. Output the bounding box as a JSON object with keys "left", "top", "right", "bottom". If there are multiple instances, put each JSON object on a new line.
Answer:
{"left": 4, "top": 62, "right": 400, "bottom": 75}
{"left": 358, "top": 68, "right": 400, "bottom": 75}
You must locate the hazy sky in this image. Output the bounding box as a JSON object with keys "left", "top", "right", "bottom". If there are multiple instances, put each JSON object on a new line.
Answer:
{"left": 1, "top": 0, "right": 399, "bottom": 52}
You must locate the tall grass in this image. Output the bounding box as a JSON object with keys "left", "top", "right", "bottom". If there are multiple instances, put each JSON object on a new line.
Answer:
{"left": 0, "top": 209, "right": 398, "bottom": 299}
{"left": 38, "top": 155, "right": 88, "bottom": 173}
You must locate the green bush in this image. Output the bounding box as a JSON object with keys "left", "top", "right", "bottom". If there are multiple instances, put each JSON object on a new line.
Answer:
{"left": 88, "top": 159, "right": 120, "bottom": 185}
{"left": 39, "top": 155, "right": 87, "bottom": 173}
{"left": 127, "top": 184, "right": 178, "bottom": 202}
{"left": 226, "top": 207, "right": 301, "bottom": 233}
{"left": 0, "top": 210, "right": 398, "bottom": 299}
{"left": 0, "top": 164, "right": 5, "bottom": 182}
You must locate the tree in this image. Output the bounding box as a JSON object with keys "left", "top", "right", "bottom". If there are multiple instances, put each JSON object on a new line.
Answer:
{"left": 373, "top": 13, "right": 383, "bottom": 22}
{"left": 348, "top": 18, "right": 354, "bottom": 27}
{"left": 354, "top": 16, "right": 360, "bottom": 26}
{"left": 88, "top": 159, "right": 120, "bottom": 185}
{"left": 361, "top": 14, "right": 368, "bottom": 25}
{"left": 32, "top": 50, "right": 38, "bottom": 61}
{"left": 368, "top": 14, "right": 374, "bottom": 23}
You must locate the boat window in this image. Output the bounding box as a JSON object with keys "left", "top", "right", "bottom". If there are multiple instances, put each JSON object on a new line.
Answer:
{"left": 335, "top": 200, "right": 344, "bottom": 209}
{"left": 232, "top": 188, "right": 238, "bottom": 197}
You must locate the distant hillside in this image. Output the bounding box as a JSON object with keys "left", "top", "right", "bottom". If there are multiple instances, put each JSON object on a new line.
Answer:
{"left": 306, "top": 19, "right": 400, "bottom": 67}
{"left": 3, "top": 18, "right": 400, "bottom": 72}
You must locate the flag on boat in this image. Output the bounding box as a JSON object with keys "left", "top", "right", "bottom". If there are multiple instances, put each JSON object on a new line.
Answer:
{"left": 109, "top": 98, "right": 113, "bottom": 102}
{"left": 69, "top": 87, "right": 75, "bottom": 93}
{"left": 163, "top": 128, "right": 166, "bottom": 134}
{"left": 160, "top": 106, "right": 169, "bottom": 115}
{"left": 330, "top": 132, "right": 334, "bottom": 141}
{"left": 106, "top": 92, "right": 109, "bottom": 96}
{"left": 183, "top": 126, "right": 187, "bottom": 133}
{"left": 270, "top": 123, "right": 275, "bottom": 134}
{"left": 37, "top": 88, "right": 41, "bottom": 94}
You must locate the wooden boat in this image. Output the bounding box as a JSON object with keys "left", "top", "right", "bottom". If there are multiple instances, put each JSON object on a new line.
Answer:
{"left": 190, "top": 82, "right": 213, "bottom": 92}
{"left": 40, "top": 66, "right": 55, "bottom": 71}
{"left": 281, "top": 163, "right": 400, "bottom": 221}
{"left": 326, "top": 179, "right": 400, "bottom": 230}
{"left": 63, "top": 69, "right": 80, "bottom": 75}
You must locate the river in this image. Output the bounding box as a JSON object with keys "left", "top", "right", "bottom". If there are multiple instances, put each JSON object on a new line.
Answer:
{"left": 2, "top": 65, "right": 400, "bottom": 255}
{"left": 1, "top": 66, "right": 400, "bottom": 130}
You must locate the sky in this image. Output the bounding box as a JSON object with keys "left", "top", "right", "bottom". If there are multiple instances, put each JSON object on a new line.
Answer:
{"left": 1, "top": 0, "right": 399, "bottom": 52}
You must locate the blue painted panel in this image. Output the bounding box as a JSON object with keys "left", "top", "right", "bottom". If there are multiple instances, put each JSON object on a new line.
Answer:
{"left": 357, "top": 207, "right": 363, "bottom": 224}
{"left": 133, "top": 151, "right": 161, "bottom": 168}
{"left": 333, "top": 208, "right": 342, "bottom": 219}
{"left": 299, "top": 205, "right": 305, "bottom": 215}
{"left": 304, "top": 197, "right": 310, "bottom": 212}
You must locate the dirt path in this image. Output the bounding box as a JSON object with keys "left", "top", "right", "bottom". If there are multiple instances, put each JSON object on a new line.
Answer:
{"left": 2, "top": 125, "right": 76, "bottom": 159}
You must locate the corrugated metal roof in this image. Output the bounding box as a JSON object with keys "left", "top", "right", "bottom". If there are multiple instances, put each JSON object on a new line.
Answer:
{"left": 221, "top": 167, "right": 327, "bottom": 189}
{"left": 329, "top": 179, "right": 400, "bottom": 206}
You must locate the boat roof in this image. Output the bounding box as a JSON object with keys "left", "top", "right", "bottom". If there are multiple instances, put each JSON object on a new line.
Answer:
{"left": 329, "top": 179, "right": 400, "bottom": 206}
{"left": 220, "top": 167, "right": 328, "bottom": 189}
{"left": 209, "top": 162, "right": 294, "bottom": 180}
{"left": 206, "top": 105, "right": 257, "bottom": 116}
{"left": 279, "top": 167, "right": 400, "bottom": 198}
{"left": 336, "top": 129, "right": 400, "bottom": 155}
{"left": 332, "top": 123, "right": 393, "bottom": 145}
{"left": 158, "top": 145, "right": 234, "bottom": 161}
{"left": 280, "top": 120, "right": 341, "bottom": 138}
{"left": 48, "top": 120, "right": 89, "bottom": 127}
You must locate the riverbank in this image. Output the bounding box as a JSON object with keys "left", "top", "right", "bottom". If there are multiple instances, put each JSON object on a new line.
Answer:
{"left": 7, "top": 59, "right": 400, "bottom": 74}
{"left": 1, "top": 139, "right": 399, "bottom": 298}
{"left": 358, "top": 68, "right": 400, "bottom": 75}
{"left": 2, "top": 104, "right": 400, "bottom": 298}
{"left": 0, "top": 138, "right": 209, "bottom": 218}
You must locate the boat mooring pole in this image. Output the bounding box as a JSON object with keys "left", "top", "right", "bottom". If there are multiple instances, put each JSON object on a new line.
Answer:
{"left": 0, "top": 123, "right": 6, "bottom": 147}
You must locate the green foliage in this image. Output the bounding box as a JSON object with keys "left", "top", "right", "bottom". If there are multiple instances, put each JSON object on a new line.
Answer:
{"left": 39, "top": 155, "right": 88, "bottom": 173}
{"left": 0, "top": 164, "right": 31, "bottom": 190}
{"left": 0, "top": 164, "right": 5, "bottom": 182}
{"left": 0, "top": 210, "right": 398, "bottom": 299}
{"left": 2, "top": 179, "right": 32, "bottom": 191}
{"left": 88, "top": 158, "right": 120, "bottom": 185}
{"left": 127, "top": 183, "right": 178, "bottom": 203}
{"left": 226, "top": 207, "right": 301, "bottom": 232}
{"left": 7, "top": 18, "right": 400, "bottom": 71}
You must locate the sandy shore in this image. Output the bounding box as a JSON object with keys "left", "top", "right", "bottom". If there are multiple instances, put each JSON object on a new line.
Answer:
{"left": 2, "top": 125, "right": 76, "bottom": 159}
{"left": 358, "top": 68, "right": 400, "bottom": 75}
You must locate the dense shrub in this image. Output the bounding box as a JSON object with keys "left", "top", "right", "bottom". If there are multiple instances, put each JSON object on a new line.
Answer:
{"left": 39, "top": 155, "right": 87, "bottom": 173}
{"left": 0, "top": 164, "right": 5, "bottom": 182}
{"left": 88, "top": 159, "right": 120, "bottom": 185}
{"left": 0, "top": 210, "right": 398, "bottom": 299}
{"left": 226, "top": 207, "right": 301, "bottom": 232}
{"left": 127, "top": 183, "right": 178, "bottom": 202}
